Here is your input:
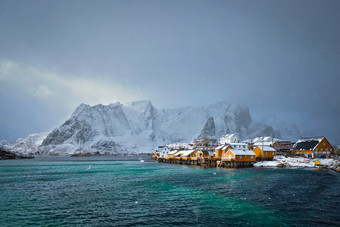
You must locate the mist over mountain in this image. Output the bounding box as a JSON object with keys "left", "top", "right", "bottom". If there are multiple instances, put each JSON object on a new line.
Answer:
{"left": 35, "top": 100, "right": 300, "bottom": 154}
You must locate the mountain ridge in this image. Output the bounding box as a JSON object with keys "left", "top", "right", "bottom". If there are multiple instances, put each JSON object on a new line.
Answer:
{"left": 35, "top": 100, "right": 300, "bottom": 154}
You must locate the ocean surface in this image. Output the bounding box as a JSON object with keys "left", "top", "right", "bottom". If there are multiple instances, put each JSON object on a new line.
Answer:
{"left": 0, "top": 156, "right": 339, "bottom": 226}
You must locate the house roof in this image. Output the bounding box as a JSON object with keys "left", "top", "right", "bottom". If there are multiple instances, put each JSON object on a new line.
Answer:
{"left": 168, "top": 150, "right": 179, "bottom": 155}
{"left": 253, "top": 142, "right": 273, "bottom": 146}
{"left": 274, "top": 141, "right": 294, "bottom": 145}
{"left": 293, "top": 137, "right": 324, "bottom": 151}
{"left": 176, "top": 150, "right": 195, "bottom": 156}
{"left": 215, "top": 145, "right": 224, "bottom": 150}
{"left": 256, "top": 146, "right": 276, "bottom": 152}
{"left": 228, "top": 149, "right": 255, "bottom": 156}
{"left": 229, "top": 143, "right": 248, "bottom": 146}
{"left": 158, "top": 147, "right": 170, "bottom": 152}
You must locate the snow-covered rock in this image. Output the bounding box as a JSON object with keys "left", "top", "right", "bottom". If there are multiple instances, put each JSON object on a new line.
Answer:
{"left": 37, "top": 100, "right": 300, "bottom": 154}
{"left": 254, "top": 155, "right": 340, "bottom": 169}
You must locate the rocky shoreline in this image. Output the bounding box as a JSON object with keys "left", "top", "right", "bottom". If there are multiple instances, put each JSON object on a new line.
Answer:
{"left": 0, "top": 147, "right": 34, "bottom": 160}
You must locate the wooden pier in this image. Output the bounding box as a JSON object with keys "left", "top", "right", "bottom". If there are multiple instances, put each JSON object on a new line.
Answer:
{"left": 156, "top": 157, "right": 254, "bottom": 168}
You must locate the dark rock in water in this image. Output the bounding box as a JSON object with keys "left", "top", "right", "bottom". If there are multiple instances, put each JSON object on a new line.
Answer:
{"left": 0, "top": 147, "right": 17, "bottom": 159}
{"left": 0, "top": 147, "right": 34, "bottom": 160}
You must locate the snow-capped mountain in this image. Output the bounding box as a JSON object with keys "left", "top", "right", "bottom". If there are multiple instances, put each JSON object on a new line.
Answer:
{"left": 259, "top": 115, "right": 301, "bottom": 141}
{"left": 36, "top": 100, "right": 300, "bottom": 154}
{"left": 9, "top": 132, "right": 49, "bottom": 154}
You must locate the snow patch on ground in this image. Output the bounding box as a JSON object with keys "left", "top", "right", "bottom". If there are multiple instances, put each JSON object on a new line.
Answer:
{"left": 254, "top": 155, "right": 340, "bottom": 170}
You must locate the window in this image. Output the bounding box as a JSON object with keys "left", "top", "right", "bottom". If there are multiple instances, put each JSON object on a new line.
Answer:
{"left": 272, "top": 152, "right": 274, "bottom": 155}
{"left": 265, "top": 152, "right": 267, "bottom": 155}
{"left": 240, "top": 155, "right": 242, "bottom": 158}
{"left": 323, "top": 152, "right": 326, "bottom": 154}
{"left": 251, "top": 155, "right": 254, "bottom": 158}
{"left": 316, "top": 148, "right": 318, "bottom": 151}
{"left": 321, "top": 148, "right": 323, "bottom": 151}
{"left": 330, "top": 148, "right": 333, "bottom": 151}
{"left": 323, "top": 142, "right": 325, "bottom": 146}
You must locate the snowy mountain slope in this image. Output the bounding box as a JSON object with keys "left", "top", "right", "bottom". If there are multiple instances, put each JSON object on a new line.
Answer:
{"left": 10, "top": 132, "right": 49, "bottom": 154}
{"left": 259, "top": 115, "right": 301, "bottom": 141}
{"left": 37, "top": 100, "right": 300, "bottom": 154}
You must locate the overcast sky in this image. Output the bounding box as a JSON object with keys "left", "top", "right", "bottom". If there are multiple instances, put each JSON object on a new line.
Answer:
{"left": 0, "top": 0, "right": 339, "bottom": 143}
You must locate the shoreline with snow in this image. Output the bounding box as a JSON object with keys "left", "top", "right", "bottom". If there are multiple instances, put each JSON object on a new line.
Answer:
{"left": 254, "top": 155, "right": 340, "bottom": 172}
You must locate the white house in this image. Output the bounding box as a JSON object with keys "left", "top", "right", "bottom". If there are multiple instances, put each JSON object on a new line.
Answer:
{"left": 219, "top": 134, "right": 239, "bottom": 145}
{"left": 158, "top": 147, "right": 170, "bottom": 158}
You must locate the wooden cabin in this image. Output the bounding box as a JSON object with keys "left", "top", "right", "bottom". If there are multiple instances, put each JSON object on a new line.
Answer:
{"left": 253, "top": 146, "right": 276, "bottom": 160}
{"left": 221, "top": 149, "right": 256, "bottom": 162}
{"left": 272, "top": 141, "right": 294, "bottom": 153}
{"left": 215, "top": 145, "right": 233, "bottom": 159}
{"left": 197, "top": 150, "right": 213, "bottom": 159}
{"left": 178, "top": 150, "right": 196, "bottom": 160}
{"left": 292, "top": 136, "right": 334, "bottom": 158}
{"left": 158, "top": 147, "right": 170, "bottom": 159}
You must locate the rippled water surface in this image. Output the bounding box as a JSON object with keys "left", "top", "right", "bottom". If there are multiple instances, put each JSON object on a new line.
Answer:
{"left": 0, "top": 156, "right": 340, "bottom": 226}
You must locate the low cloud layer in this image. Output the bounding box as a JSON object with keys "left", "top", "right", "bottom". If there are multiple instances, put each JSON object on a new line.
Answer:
{"left": 0, "top": 60, "right": 143, "bottom": 107}
{"left": 0, "top": 59, "right": 145, "bottom": 140}
{"left": 0, "top": 0, "right": 339, "bottom": 143}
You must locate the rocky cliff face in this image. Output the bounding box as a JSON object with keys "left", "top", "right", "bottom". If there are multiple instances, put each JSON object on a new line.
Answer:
{"left": 36, "top": 100, "right": 299, "bottom": 154}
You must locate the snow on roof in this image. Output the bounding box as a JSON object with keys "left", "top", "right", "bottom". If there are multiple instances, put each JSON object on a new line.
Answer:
{"left": 168, "top": 150, "right": 179, "bottom": 155}
{"left": 251, "top": 137, "right": 284, "bottom": 143}
{"left": 293, "top": 137, "right": 324, "bottom": 150}
{"left": 179, "top": 150, "right": 195, "bottom": 156}
{"left": 296, "top": 137, "right": 324, "bottom": 143}
{"left": 219, "top": 134, "right": 239, "bottom": 144}
{"left": 256, "top": 146, "right": 276, "bottom": 151}
{"left": 253, "top": 142, "right": 273, "bottom": 146}
{"left": 215, "top": 145, "right": 224, "bottom": 150}
{"left": 158, "top": 147, "right": 170, "bottom": 152}
{"left": 229, "top": 143, "right": 248, "bottom": 146}
{"left": 222, "top": 146, "right": 231, "bottom": 150}
{"left": 229, "top": 149, "right": 255, "bottom": 156}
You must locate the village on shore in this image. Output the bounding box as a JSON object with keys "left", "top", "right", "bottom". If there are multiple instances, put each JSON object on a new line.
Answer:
{"left": 153, "top": 134, "right": 340, "bottom": 172}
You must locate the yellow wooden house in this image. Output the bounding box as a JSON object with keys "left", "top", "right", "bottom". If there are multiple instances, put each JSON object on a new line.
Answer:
{"left": 253, "top": 146, "right": 276, "bottom": 160}
{"left": 176, "top": 150, "right": 196, "bottom": 160}
{"left": 197, "top": 150, "right": 214, "bottom": 160}
{"left": 215, "top": 145, "right": 233, "bottom": 159}
{"left": 292, "top": 136, "right": 334, "bottom": 158}
{"left": 221, "top": 149, "right": 256, "bottom": 162}
{"left": 167, "top": 150, "right": 179, "bottom": 159}
{"left": 153, "top": 151, "right": 159, "bottom": 159}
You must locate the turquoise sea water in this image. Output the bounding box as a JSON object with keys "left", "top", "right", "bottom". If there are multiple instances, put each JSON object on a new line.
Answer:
{"left": 0, "top": 156, "right": 339, "bottom": 226}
